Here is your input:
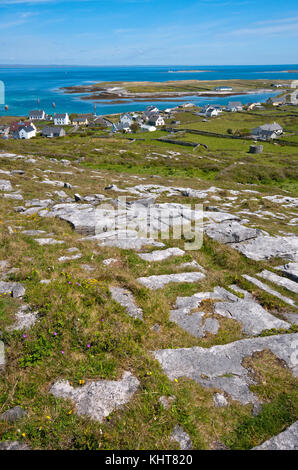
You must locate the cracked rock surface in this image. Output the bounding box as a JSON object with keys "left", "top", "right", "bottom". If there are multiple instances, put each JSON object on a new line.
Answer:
{"left": 153, "top": 333, "right": 298, "bottom": 404}
{"left": 50, "top": 371, "right": 140, "bottom": 422}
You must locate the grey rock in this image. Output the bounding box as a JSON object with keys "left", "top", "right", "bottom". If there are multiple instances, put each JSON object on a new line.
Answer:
{"left": 137, "top": 272, "right": 205, "bottom": 290}
{"left": 50, "top": 371, "right": 139, "bottom": 422}
{"left": 0, "top": 406, "right": 26, "bottom": 423}
{"left": 205, "top": 212, "right": 240, "bottom": 223}
{"left": 110, "top": 287, "right": 143, "bottom": 320}
{"left": 9, "top": 305, "right": 38, "bottom": 331}
{"left": 214, "top": 299, "right": 290, "bottom": 335}
{"left": 170, "top": 425, "right": 193, "bottom": 450}
{"left": 276, "top": 263, "right": 298, "bottom": 283}
{"left": 258, "top": 270, "right": 298, "bottom": 294}
{"left": 235, "top": 236, "right": 298, "bottom": 261}
{"left": 39, "top": 203, "right": 95, "bottom": 235}
{"left": 0, "top": 440, "right": 30, "bottom": 450}
{"left": 64, "top": 182, "right": 72, "bottom": 188}
{"left": 228, "top": 284, "right": 254, "bottom": 301}
{"left": 169, "top": 287, "right": 234, "bottom": 338}
{"left": 58, "top": 254, "right": 82, "bottom": 262}
{"left": 0, "top": 281, "right": 25, "bottom": 298}
{"left": 152, "top": 333, "right": 298, "bottom": 404}
{"left": 213, "top": 393, "right": 228, "bottom": 407}
{"left": 206, "top": 221, "right": 260, "bottom": 244}
{"left": 203, "top": 317, "right": 220, "bottom": 335}
{"left": 3, "top": 193, "right": 23, "bottom": 200}
{"left": 243, "top": 275, "right": 297, "bottom": 308}
{"left": 0, "top": 179, "right": 12, "bottom": 191}
{"left": 22, "top": 230, "right": 46, "bottom": 236}
{"left": 34, "top": 238, "right": 64, "bottom": 246}
{"left": 101, "top": 237, "right": 165, "bottom": 250}
{"left": 138, "top": 247, "right": 185, "bottom": 262}
{"left": 253, "top": 421, "right": 298, "bottom": 450}
{"left": 74, "top": 193, "right": 82, "bottom": 201}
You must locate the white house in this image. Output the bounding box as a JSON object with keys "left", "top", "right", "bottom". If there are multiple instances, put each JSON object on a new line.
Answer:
{"left": 252, "top": 122, "right": 283, "bottom": 139}
{"left": 14, "top": 125, "right": 36, "bottom": 139}
{"left": 198, "top": 105, "right": 221, "bottom": 117}
{"left": 148, "top": 114, "right": 165, "bottom": 126}
{"left": 54, "top": 113, "right": 70, "bottom": 126}
{"left": 29, "top": 110, "right": 46, "bottom": 120}
{"left": 120, "top": 113, "right": 134, "bottom": 126}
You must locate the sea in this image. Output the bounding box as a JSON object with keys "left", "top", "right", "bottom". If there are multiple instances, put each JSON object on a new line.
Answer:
{"left": 1, "top": 64, "right": 298, "bottom": 117}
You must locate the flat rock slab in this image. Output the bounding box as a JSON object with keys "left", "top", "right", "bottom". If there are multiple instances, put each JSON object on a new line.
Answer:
{"left": 137, "top": 272, "right": 205, "bottom": 290}
{"left": 258, "top": 270, "right": 298, "bottom": 294}
{"left": 170, "top": 287, "right": 235, "bottom": 338}
{"left": 58, "top": 254, "right": 82, "bottom": 262}
{"left": 110, "top": 287, "right": 143, "bottom": 320}
{"left": 243, "top": 275, "right": 297, "bottom": 308}
{"left": 214, "top": 299, "right": 290, "bottom": 335}
{"left": 276, "top": 263, "right": 298, "bottom": 283}
{"left": 152, "top": 333, "right": 298, "bottom": 404}
{"left": 253, "top": 421, "right": 298, "bottom": 450}
{"left": 22, "top": 230, "right": 46, "bottom": 236}
{"left": 0, "top": 441, "right": 30, "bottom": 450}
{"left": 0, "top": 179, "right": 12, "bottom": 191}
{"left": 35, "top": 238, "right": 64, "bottom": 246}
{"left": 50, "top": 371, "right": 139, "bottom": 422}
{"left": 170, "top": 425, "right": 193, "bottom": 450}
{"left": 0, "top": 281, "right": 25, "bottom": 298}
{"left": 206, "top": 221, "right": 260, "bottom": 244}
{"left": 3, "top": 193, "right": 23, "bottom": 200}
{"left": 39, "top": 203, "right": 95, "bottom": 235}
{"left": 0, "top": 341, "right": 5, "bottom": 370}
{"left": 0, "top": 406, "right": 26, "bottom": 423}
{"left": 100, "top": 237, "right": 165, "bottom": 250}
{"left": 138, "top": 247, "right": 185, "bottom": 262}
{"left": 235, "top": 236, "right": 298, "bottom": 261}
{"left": 9, "top": 305, "right": 38, "bottom": 331}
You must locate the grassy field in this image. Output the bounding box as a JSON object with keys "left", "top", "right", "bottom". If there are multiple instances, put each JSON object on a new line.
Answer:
{"left": 0, "top": 104, "right": 297, "bottom": 450}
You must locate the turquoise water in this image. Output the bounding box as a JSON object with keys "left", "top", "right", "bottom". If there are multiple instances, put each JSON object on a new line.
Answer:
{"left": 0, "top": 65, "right": 297, "bottom": 116}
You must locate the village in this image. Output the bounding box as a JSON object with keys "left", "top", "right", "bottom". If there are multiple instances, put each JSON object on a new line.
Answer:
{"left": 0, "top": 86, "right": 294, "bottom": 144}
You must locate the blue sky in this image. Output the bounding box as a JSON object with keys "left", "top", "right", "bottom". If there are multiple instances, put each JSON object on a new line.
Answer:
{"left": 0, "top": 0, "right": 297, "bottom": 65}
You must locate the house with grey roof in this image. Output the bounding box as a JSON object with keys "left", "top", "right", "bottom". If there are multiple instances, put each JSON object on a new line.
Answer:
{"left": 111, "top": 122, "right": 131, "bottom": 133}
{"left": 54, "top": 113, "right": 70, "bottom": 126}
{"left": 251, "top": 122, "right": 283, "bottom": 141}
{"left": 29, "top": 110, "right": 46, "bottom": 120}
{"left": 13, "top": 125, "right": 36, "bottom": 139}
{"left": 252, "top": 122, "right": 283, "bottom": 137}
{"left": 42, "top": 126, "right": 66, "bottom": 138}
{"left": 148, "top": 114, "right": 165, "bottom": 126}
{"left": 227, "top": 101, "right": 243, "bottom": 112}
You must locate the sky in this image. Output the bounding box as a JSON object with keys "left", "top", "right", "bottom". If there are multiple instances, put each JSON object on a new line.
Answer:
{"left": 0, "top": 0, "right": 297, "bottom": 65}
